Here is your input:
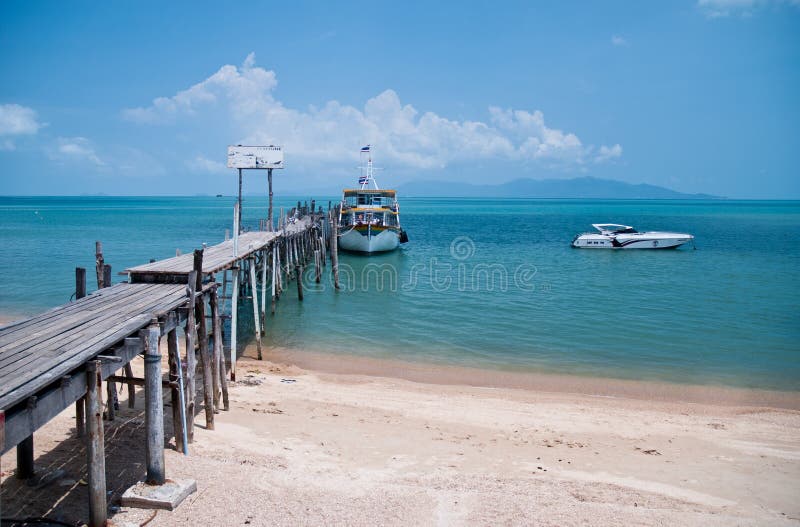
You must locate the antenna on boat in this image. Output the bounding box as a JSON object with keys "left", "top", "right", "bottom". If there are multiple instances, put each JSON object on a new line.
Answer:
{"left": 358, "top": 145, "right": 383, "bottom": 189}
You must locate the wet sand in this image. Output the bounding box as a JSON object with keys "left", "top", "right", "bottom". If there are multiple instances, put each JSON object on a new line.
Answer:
{"left": 2, "top": 343, "right": 799, "bottom": 526}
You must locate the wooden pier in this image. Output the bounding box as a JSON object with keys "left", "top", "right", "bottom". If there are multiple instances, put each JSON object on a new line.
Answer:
{"left": 0, "top": 204, "right": 333, "bottom": 526}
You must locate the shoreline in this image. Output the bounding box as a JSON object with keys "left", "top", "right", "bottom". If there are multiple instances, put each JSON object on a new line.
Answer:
{"left": 3, "top": 342, "right": 799, "bottom": 524}
{"left": 2, "top": 306, "right": 797, "bottom": 410}
{"left": 259, "top": 344, "right": 800, "bottom": 411}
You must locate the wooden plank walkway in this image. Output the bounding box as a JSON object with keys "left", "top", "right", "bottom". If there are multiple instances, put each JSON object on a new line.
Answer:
{"left": 125, "top": 219, "right": 311, "bottom": 277}
{"left": 0, "top": 282, "right": 189, "bottom": 412}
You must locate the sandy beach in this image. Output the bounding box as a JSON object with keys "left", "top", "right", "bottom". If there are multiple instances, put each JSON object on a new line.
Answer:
{"left": 2, "top": 344, "right": 799, "bottom": 526}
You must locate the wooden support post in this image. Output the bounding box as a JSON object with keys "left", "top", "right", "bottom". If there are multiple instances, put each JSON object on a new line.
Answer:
{"left": 185, "top": 271, "right": 197, "bottom": 443}
{"left": 143, "top": 320, "right": 165, "bottom": 485}
{"left": 249, "top": 258, "right": 263, "bottom": 360}
{"left": 230, "top": 266, "right": 239, "bottom": 381}
{"left": 167, "top": 329, "right": 186, "bottom": 454}
{"left": 76, "top": 267, "right": 87, "bottom": 299}
{"left": 267, "top": 167, "right": 273, "bottom": 231}
{"left": 95, "top": 241, "right": 104, "bottom": 289}
{"left": 210, "top": 285, "right": 229, "bottom": 411}
{"left": 197, "top": 293, "right": 215, "bottom": 430}
{"left": 16, "top": 434, "right": 34, "bottom": 480}
{"left": 105, "top": 378, "right": 115, "bottom": 421}
{"left": 75, "top": 267, "right": 87, "bottom": 436}
{"left": 193, "top": 250, "right": 215, "bottom": 429}
{"left": 103, "top": 264, "right": 112, "bottom": 289}
{"left": 314, "top": 250, "right": 321, "bottom": 283}
{"left": 260, "top": 249, "right": 267, "bottom": 332}
{"left": 331, "top": 210, "right": 340, "bottom": 289}
{"left": 124, "top": 363, "right": 136, "bottom": 408}
{"left": 271, "top": 247, "right": 277, "bottom": 315}
{"left": 86, "top": 360, "right": 107, "bottom": 527}
{"left": 296, "top": 265, "right": 304, "bottom": 301}
{"left": 75, "top": 397, "right": 85, "bottom": 438}
{"left": 237, "top": 168, "right": 243, "bottom": 234}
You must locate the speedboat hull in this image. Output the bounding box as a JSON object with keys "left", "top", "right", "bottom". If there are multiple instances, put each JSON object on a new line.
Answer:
{"left": 572, "top": 232, "right": 694, "bottom": 249}
{"left": 339, "top": 225, "right": 400, "bottom": 253}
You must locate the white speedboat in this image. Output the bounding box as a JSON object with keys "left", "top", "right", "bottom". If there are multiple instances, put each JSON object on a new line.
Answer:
{"left": 572, "top": 224, "right": 694, "bottom": 249}
{"left": 337, "top": 146, "right": 408, "bottom": 253}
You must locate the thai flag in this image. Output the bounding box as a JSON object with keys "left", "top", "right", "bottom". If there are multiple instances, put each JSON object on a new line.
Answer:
{"left": 360, "top": 145, "right": 370, "bottom": 152}
{"left": 359, "top": 176, "right": 369, "bottom": 184}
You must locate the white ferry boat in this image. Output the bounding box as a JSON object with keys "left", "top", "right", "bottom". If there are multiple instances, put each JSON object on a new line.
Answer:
{"left": 337, "top": 146, "right": 408, "bottom": 253}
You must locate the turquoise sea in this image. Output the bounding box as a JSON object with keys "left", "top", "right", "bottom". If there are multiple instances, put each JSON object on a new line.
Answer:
{"left": 1, "top": 196, "right": 798, "bottom": 391}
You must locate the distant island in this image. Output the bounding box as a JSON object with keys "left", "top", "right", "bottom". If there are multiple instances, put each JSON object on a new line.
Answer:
{"left": 397, "top": 177, "right": 720, "bottom": 199}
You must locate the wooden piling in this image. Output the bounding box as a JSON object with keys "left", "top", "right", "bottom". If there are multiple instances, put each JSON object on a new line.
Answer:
{"left": 249, "top": 258, "right": 263, "bottom": 360}
{"left": 210, "top": 285, "right": 229, "bottom": 411}
{"left": 105, "top": 379, "right": 115, "bottom": 421}
{"left": 75, "top": 397, "right": 85, "bottom": 438}
{"left": 124, "top": 363, "right": 136, "bottom": 408}
{"left": 271, "top": 247, "right": 277, "bottom": 315}
{"left": 193, "top": 251, "right": 215, "bottom": 430}
{"left": 16, "top": 434, "right": 34, "bottom": 480}
{"left": 260, "top": 249, "right": 267, "bottom": 332}
{"left": 75, "top": 267, "right": 86, "bottom": 299}
{"left": 167, "top": 329, "right": 185, "bottom": 453}
{"left": 75, "top": 268, "right": 87, "bottom": 435}
{"left": 185, "top": 271, "right": 197, "bottom": 442}
{"left": 95, "top": 241, "right": 104, "bottom": 289}
{"left": 143, "top": 319, "right": 165, "bottom": 485}
{"left": 331, "top": 209, "right": 340, "bottom": 289}
{"left": 296, "top": 265, "right": 304, "bottom": 301}
{"left": 197, "top": 297, "right": 215, "bottom": 430}
{"left": 85, "top": 360, "right": 107, "bottom": 527}
{"left": 229, "top": 265, "right": 239, "bottom": 382}
{"left": 314, "top": 250, "right": 321, "bottom": 283}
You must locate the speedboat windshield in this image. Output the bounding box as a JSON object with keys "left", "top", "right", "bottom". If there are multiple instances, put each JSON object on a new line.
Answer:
{"left": 592, "top": 224, "right": 637, "bottom": 234}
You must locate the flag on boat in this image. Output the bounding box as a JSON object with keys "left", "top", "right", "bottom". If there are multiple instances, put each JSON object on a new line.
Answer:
{"left": 361, "top": 145, "right": 371, "bottom": 152}
{"left": 359, "top": 176, "right": 369, "bottom": 184}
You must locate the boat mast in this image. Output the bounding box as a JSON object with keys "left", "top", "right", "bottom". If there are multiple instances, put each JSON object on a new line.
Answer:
{"left": 358, "top": 145, "right": 382, "bottom": 190}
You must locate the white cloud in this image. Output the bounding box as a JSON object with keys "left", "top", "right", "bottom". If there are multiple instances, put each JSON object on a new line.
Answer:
{"left": 51, "top": 137, "right": 105, "bottom": 166}
{"left": 697, "top": 0, "right": 800, "bottom": 17}
{"left": 187, "top": 155, "right": 226, "bottom": 173}
{"left": 611, "top": 35, "right": 628, "bottom": 46}
{"left": 0, "top": 103, "right": 43, "bottom": 150}
{"left": 124, "top": 53, "right": 621, "bottom": 170}
{"left": 0, "top": 103, "right": 41, "bottom": 135}
{"left": 595, "top": 144, "right": 623, "bottom": 163}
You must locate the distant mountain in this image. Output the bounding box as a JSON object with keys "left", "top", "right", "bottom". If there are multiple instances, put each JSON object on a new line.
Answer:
{"left": 397, "top": 177, "right": 720, "bottom": 199}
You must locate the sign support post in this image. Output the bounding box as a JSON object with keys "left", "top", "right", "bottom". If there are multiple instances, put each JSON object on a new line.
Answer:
{"left": 237, "top": 168, "right": 243, "bottom": 234}
{"left": 268, "top": 168, "right": 274, "bottom": 231}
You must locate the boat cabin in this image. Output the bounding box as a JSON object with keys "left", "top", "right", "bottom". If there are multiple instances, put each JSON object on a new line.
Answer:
{"left": 340, "top": 189, "right": 399, "bottom": 228}
{"left": 342, "top": 189, "right": 398, "bottom": 209}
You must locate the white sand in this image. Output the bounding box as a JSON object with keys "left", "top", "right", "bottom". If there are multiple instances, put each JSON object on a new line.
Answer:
{"left": 2, "top": 352, "right": 799, "bottom": 526}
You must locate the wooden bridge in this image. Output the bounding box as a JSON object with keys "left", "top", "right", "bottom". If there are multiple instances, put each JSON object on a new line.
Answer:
{"left": 0, "top": 204, "right": 339, "bottom": 526}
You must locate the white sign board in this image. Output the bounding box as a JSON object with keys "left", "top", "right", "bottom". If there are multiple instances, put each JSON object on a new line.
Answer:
{"left": 227, "top": 145, "right": 284, "bottom": 169}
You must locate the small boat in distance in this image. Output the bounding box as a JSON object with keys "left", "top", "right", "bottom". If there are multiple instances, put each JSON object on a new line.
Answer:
{"left": 337, "top": 146, "right": 408, "bottom": 253}
{"left": 572, "top": 224, "right": 694, "bottom": 249}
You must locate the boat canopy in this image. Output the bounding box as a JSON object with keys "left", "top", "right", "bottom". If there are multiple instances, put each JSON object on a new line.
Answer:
{"left": 592, "top": 224, "right": 638, "bottom": 234}
{"left": 343, "top": 189, "right": 396, "bottom": 197}
{"left": 342, "top": 189, "right": 398, "bottom": 209}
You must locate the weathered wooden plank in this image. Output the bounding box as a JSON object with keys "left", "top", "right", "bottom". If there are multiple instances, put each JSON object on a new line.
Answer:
{"left": 0, "top": 313, "right": 153, "bottom": 410}
{"left": 0, "top": 285, "right": 179, "bottom": 377}
{"left": 0, "top": 284, "right": 164, "bottom": 357}
{"left": 0, "top": 297, "right": 176, "bottom": 392}
{"left": 0, "top": 284, "right": 194, "bottom": 409}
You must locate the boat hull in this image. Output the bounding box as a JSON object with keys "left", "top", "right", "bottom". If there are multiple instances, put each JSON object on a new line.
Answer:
{"left": 339, "top": 225, "right": 400, "bottom": 253}
{"left": 572, "top": 232, "right": 693, "bottom": 249}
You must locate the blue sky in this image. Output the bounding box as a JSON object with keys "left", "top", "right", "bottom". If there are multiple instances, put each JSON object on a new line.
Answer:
{"left": 1, "top": 1, "right": 798, "bottom": 198}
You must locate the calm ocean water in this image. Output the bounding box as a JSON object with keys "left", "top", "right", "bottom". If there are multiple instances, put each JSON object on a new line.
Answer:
{"left": 1, "top": 196, "right": 798, "bottom": 390}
